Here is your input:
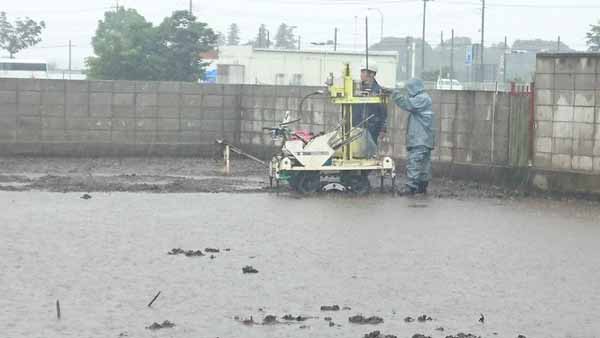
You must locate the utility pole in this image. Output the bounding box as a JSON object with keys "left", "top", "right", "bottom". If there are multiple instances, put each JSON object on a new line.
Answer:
{"left": 480, "top": 0, "right": 485, "bottom": 81}
{"left": 421, "top": 0, "right": 431, "bottom": 77}
{"left": 450, "top": 29, "right": 454, "bottom": 87}
{"left": 503, "top": 35, "right": 507, "bottom": 83}
{"left": 189, "top": 0, "right": 193, "bottom": 14}
{"left": 412, "top": 40, "right": 417, "bottom": 78}
{"left": 557, "top": 35, "right": 561, "bottom": 51}
{"left": 365, "top": 16, "right": 369, "bottom": 71}
{"left": 68, "top": 40, "right": 72, "bottom": 80}
{"left": 440, "top": 31, "right": 444, "bottom": 79}
{"left": 298, "top": 36, "right": 301, "bottom": 50}
{"left": 406, "top": 37, "right": 411, "bottom": 80}
{"left": 334, "top": 27, "right": 338, "bottom": 51}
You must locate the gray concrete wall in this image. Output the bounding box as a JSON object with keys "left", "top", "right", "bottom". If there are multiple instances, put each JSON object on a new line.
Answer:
{"left": 238, "top": 85, "right": 520, "bottom": 167}
{"left": 535, "top": 53, "right": 600, "bottom": 173}
{"left": 0, "top": 79, "right": 241, "bottom": 156}
{"left": 0, "top": 78, "right": 523, "bottom": 169}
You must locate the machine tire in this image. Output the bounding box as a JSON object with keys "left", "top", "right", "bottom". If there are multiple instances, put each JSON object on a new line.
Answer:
{"left": 296, "top": 172, "right": 321, "bottom": 194}
{"left": 344, "top": 174, "right": 371, "bottom": 195}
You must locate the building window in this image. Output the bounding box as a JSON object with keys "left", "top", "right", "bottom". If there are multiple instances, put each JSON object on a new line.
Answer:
{"left": 275, "top": 73, "right": 285, "bottom": 85}
{"left": 290, "top": 73, "right": 303, "bottom": 85}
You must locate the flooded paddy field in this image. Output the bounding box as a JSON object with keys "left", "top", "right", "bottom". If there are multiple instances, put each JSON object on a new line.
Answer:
{"left": 2, "top": 188, "right": 600, "bottom": 338}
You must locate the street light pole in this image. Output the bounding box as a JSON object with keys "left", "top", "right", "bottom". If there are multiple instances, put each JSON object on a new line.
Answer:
{"left": 421, "top": 0, "right": 431, "bottom": 77}
{"left": 368, "top": 8, "right": 384, "bottom": 43}
{"left": 480, "top": 0, "right": 485, "bottom": 81}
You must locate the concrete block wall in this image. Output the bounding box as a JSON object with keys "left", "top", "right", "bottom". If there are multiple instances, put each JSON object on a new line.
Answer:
{"left": 535, "top": 53, "right": 600, "bottom": 173}
{"left": 0, "top": 78, "right": 517, "bottom": 168}
{"left": 238, "top": 84, "right": 515, "bottom": 167}
{"left": 388, "top": 90, "right": 512, "bottom": 165}
{"left": 0, "top": 79, "right": 240, "bottom": 156}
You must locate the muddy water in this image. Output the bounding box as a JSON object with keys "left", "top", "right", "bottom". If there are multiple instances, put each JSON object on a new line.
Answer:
{"left": 2, "top": 192, "right": 600, "bottom": 338}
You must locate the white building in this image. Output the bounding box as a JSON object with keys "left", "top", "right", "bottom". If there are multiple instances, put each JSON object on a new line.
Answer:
{"left": 0, "top": 58, "right": 86, "bottom": 80}
{"left": 216, "top": 46, "right": 399, "bottom": 87}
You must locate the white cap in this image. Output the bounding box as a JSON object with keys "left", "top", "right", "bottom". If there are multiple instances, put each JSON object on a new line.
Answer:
{"left": 360, "top": 61, "right": 378, "bottom": 73}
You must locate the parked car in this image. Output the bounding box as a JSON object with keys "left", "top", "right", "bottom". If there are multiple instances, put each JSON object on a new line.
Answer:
{"left": 436, "top": 78, "right": 463, "bottom": 90}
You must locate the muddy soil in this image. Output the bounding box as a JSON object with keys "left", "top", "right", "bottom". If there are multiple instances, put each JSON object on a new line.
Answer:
{"left": 1, "top": 157, "right": 596, "bottom": 205}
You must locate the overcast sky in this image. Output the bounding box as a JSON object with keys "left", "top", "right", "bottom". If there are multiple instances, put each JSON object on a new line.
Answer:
{"left": 3, "top": 0, "right": 600, "bottom": 69}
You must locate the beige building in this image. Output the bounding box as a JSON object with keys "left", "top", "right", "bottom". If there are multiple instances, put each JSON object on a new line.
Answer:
{"left": 216, "top": 46, "right": 399, "bottom": 87}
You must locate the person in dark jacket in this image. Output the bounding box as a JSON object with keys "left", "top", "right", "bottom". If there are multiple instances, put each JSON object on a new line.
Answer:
{"left": 352, "top": 62, "right": 387, "bottom": 145}
{"left": 392, "top": 78, "right": 435, "bottom": 195}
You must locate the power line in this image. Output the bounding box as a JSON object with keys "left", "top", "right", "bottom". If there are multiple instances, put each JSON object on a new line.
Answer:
{"left": 250, "top": 0, "right": 600, "bottom": 8}
{"left": 5, "top": 7, "right": 113, "bottom": 15}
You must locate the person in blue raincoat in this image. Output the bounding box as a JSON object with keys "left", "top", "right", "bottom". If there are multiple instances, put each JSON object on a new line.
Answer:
{"left": 391, "top": 78, "right": 435, "bottom": 195}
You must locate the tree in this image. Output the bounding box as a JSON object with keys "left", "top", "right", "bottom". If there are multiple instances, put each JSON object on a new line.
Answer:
{"left": 216, "top": 31, "right": 226, "bottom": 47}
{"left": 586, "top": 21, "right": 600, "bottom": 52}
{"left": 512, "top": 39, "right": 572, "bottom": 52}
{"left": 227, "top": 23, "right": 240, "bottom": 46}
{"left": 0, "top": 12, "right": 45, "bottom": 58}
{"left": 253, "top": 24, "right": 268, "bottom": 48}
{"left": 274, "top": 23, "right": 296, "bottom": 49}
{"left": 422, "top": 66, "right": 452, "bottom": 81}
{"left": 85, "top": 8, "right": 155, "bottom": 80}
{"left": 86, "top": 8, "right": 216, "bottom": 81}
{"left": 153, "top": 10, "right": 217, "bottom": 81}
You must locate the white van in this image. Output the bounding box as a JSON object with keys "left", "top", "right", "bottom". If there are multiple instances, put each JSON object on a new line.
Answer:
{"left": 436, "top": 78, "right": 463, "bottom": 90}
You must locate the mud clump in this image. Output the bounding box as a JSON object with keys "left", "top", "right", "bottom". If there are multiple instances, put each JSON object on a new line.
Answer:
{"left": 81, "top": 193, "right": 92, "bottom": 199}
{"left": 445, "top": 333, "right": 481, "bottom": 338}
{"left": 329, "top": 321, "right": 335, "bottom": 327}
{"left": 262, "top": 315, "right": 278, "bottom": 325}
{"left": 324, "top": 317, "right": 332, "bottom": 321}
{"left": 348, "top": 315, "right": 384, "bottom": 325}
{"left": 404, "top": 316, "right": 414, "bottom": 323}
{"left": 417, "top": 314, "right": 433, "bottom": 322}
{"left": 242, "top": 265, "right": 258, "bottom": 273}
{"left": 184, "top": 250, "right": 204, "bottom": 257}
{"left": 205, "top": 248, "right": 220, "bottom": 253}
{"left": 517, "top": 336, "right": 527, "bottom": 338}
{"left": 146, "top": 320, "right": 175, "bottom": 330}
{"left": 436, "top": 327, "right": 445, "bottom": 331}
{"left": 234, "top": 316, "right": 255, "bottom": 326}
{"left": 342, "top": 306, "right": 352, "bottom": 310}
{"left": 320, "top": 305, "right": 340, "bottom": 311}
{"left": 168, "top": 248, "right": 184, "bottom": 255}
{"left": 412, "top": 334, "right": 431, "bottom": 338}
{"left": 364, "top": 330, "right": 397, "bottom": 338}
{"left": 282, "top": 314, "right": 308, "bottom": 321}
{"left": 168, "top": 248, "right": 204, "bottom": 257}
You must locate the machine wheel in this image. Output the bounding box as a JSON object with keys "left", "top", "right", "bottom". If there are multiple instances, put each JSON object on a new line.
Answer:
{"left": 343, "top": 174, "right": 371, "bottom": 195}
{"left": 296, "top": 172, "right": 321, "bottom": 194}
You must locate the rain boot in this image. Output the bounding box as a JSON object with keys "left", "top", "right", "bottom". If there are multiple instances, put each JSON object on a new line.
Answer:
{"left": 396, "top": 185, "right": 417, "bottom": 196}
{"left": 417, "top": 181, "right": 429, "bottom": 194}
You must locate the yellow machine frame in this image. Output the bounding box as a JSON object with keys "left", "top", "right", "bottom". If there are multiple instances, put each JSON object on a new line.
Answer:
{"left": 327, "top": 63, "right": 388, "bottom": 161}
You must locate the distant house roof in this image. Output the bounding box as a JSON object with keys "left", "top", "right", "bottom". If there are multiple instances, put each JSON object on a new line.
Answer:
{"left": 200, "top": 50, "right": 219, "bottom": 60}
{"left": 537, "top": 52, "right": 600, "bottom": 58}
{"left": 252, "top": 47, "right": 398, "bottom": 57}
